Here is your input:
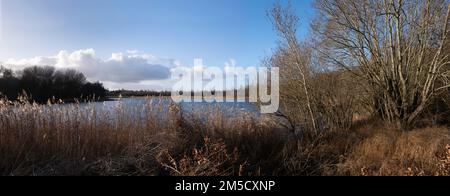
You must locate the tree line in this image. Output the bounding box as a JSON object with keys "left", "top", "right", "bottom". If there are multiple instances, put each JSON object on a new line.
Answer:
{"left": 109, "top": 90, "right": 171, "bottom": 97}
{"left": 0, "top": 66, "right": 108, "bottom": 103}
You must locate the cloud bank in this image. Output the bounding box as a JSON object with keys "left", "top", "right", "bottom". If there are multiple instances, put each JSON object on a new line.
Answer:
{"left": 1, "top": 49, "right": 177, "bottom": 90}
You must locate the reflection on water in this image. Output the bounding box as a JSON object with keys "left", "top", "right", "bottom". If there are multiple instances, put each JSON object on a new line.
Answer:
{"left": 42, "top": 97, "right": 261, "bottom": 123}
{"left": 0, "top": 97, "right": 283, "bottom": 136}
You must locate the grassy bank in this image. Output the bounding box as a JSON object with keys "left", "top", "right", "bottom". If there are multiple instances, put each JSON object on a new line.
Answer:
{"left": 0, "top": 98, "right": 448, "bottom": 176}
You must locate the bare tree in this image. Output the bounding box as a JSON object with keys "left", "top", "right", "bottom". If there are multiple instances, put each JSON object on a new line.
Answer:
{"left": 313, "top": 0, "right": 450, "bottom": 128}
{"left": 268, "top": 2, "right": 318, "bottom": 133}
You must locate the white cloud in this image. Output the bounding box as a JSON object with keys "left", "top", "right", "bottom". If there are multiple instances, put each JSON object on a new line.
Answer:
{"left": 0, "top": 50, "right": 247, "bottom": 91}
{"left": 1, "top": 49, "right": 176, "bottom": 90}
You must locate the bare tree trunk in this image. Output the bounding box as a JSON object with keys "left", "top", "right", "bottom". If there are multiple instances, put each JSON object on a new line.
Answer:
{"left": 313, "top": 0, "right": 450, "bottom": 128}
{"left": 269, "top": 3, "right": 318, "bottom": 133}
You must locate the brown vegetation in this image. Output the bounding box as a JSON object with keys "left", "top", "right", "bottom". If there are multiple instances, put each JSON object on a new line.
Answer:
{"left": 0, "top": 97, "right": 448, "bottom": 176}
{"left": 0, "top": 0, "right": 449, "bottom": 176}
{"left": 313, "top": 0, "right": 450, "bottom": 128}
{"left": 336, "top": 125, "right": 450, "bottom": 176}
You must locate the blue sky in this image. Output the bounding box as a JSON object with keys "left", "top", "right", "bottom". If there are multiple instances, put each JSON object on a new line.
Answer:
{"left": 0, "top": 0, "right": 315, "bottom": 90}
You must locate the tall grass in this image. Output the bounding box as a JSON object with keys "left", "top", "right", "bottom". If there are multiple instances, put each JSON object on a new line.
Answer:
{"left": 336, "top": 126, "right": 450, "bottom": 176}
{"left": 0, "top": 97, "right": 449, "bottom": 176}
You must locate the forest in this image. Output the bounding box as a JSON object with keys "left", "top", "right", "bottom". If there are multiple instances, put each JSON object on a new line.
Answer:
{"left": 0, "top": 66, "right": 108, "bottom": 103}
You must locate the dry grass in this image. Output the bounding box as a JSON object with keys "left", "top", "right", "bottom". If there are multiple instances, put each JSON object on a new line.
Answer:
{"left": 0, "top": 97, "right": 449, "bottom": 176}
{"left": 336, "top": 126, "right": 450, "bottom": 176}
{"left": 0, "top": 97, "right": 287, "bottom": 176}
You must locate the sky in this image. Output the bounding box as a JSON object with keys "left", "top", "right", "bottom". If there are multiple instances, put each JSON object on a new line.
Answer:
{"left": 0, "top": 0, "right": 315, "bottom": 90}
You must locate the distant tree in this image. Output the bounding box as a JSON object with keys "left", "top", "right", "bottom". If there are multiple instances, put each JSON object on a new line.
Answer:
{"left": 53, "top": 69, "right": 87, "bottom": 100}
{"left": 20, "top": 66, "right": 55, "bottom": 102}
{"left": 108, "top": 89, "right": 171, "bottom": 97}
{"left": 0, "top": 66, "right": 20, "bottom": 99}
{"left": 0, "top": 65, "right": 108, "bottom": 103}
{"left": 82, "top": 82, "right": 108, "bottom": 100}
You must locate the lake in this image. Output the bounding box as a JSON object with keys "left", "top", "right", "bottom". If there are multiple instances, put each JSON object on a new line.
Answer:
{"left": 39, "top": 97, "right": 265, "bottom": 122}
{"left": 0, "top": 97, "right": 280, "bottom": 132}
